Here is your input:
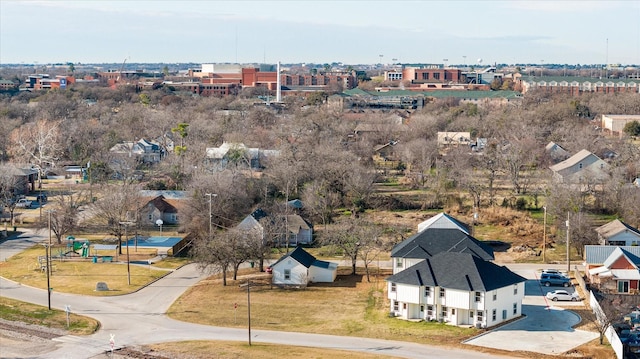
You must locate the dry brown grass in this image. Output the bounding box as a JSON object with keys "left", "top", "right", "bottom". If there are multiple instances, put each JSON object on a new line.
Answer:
{"left": 167, "top": 267, "right": 607, "bottom": 359}
{"left": 145, "top": 340, "right": 401, "bottom": 359}
{"left": 0, "top": 246, "right": 170, "bottom": 295}
{"left": 0, "top": 297, "right": 99, "bottom": 335}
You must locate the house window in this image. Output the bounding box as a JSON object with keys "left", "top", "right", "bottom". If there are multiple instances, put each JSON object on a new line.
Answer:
{"left": 492, "top": 309, "right": 497, "bottom": 321}
{"left": 393, "top": 300, "right": 399, "bottom": 311}
{"left": 425, "top": 286, "right": 432, "bottom": 297}
{"left": 441, "top": 306, "right": 447, "bottom": 319}
{"left": 440, "top": 288, "right": 445, "bottom": 298}
{"left": 148, "top": 214, "right": 153, "bottom": 221}
{"left": 514, "top": 285, "right": 518, "bottom": 295}
{"left": 396, "top": 258, "right": 403, "bottom": 268}
{"left": 475, "top": 291, "right": 481, "bottom": 302}
{"left": 502, "top": 310, "right": 507, "bottom": 320}
{"left": 513, "top": 303, "right": 518, "bottom": 315}
{"left": 420, "top": 305, "right": 424, "bottom": 313}
{"left": 403, "top": 303, "right": 407, "bottom": 309}
{"left": 434, "top": 73, "right": 440, "bottom": 80}
{"left": 493, "top": 291, "right": 497, "bottom": 301}
{"left": 427, "top": 305, "right": 433, "bottom": 317}
{"left": 618, "top": 280, "right": 630, "bottom": 293}
{"left": 579, "top": 163, "right": 583, "bottom": 169}
{"left": 477, "top": 311, "right": 483, "bottom": 321}
{"left": 451, "top": 308, "right": 456, "bottom": 315}
{"left": 391, "top": 283, "right": 396, "bottom": 292}
{"left": 469, "top": 311, "right": 474, "bottom": 318}
{"left": 284, "top": 269, "right": 291, "bottom": 280}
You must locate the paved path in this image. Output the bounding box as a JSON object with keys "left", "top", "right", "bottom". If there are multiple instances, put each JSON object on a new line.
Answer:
{"left": 1, "top": 232, "right": 516, "bottom": 359}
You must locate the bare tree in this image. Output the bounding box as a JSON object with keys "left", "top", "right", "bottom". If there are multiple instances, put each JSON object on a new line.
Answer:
{"left": 37, "top": 190, "right": 80, "bottom": 244}
{"left": 91, "top": 182, "right": 141, "bottom": 254}
{"left": 0, "top": 164, "right": 19, "bottom": 227}
{"left": 300, "top": 179, "right": 340, "bottom": 230}
{"left": 192, "top": 231, "right": 234, "bottom": 286}
{"left": 9, "top": 119, "right": 62, "bottom": 189}
{"left": 323, "top": 217, "right": 383, "bottom": 276}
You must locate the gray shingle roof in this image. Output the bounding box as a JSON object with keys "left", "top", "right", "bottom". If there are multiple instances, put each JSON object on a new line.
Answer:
{"left": 391, "top": 228, "right": 494, "bottom": 261}
{"left": 387, "top": 252, "right": 525, "bottom": 292}
{"left": 595, "top": 219, "right": 640, "bottom": 239}
{"left": 271, "top": 246, "right": 332, "bottom": 270}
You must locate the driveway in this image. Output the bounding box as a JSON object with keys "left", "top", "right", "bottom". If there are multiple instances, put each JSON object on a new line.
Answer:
{"left": 464, "top": 265, "right": 599, "bottom": 355}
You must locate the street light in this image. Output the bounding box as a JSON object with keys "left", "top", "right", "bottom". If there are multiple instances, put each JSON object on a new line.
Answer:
{"left": 205, "top": 193, "right": 217, "bottom": 238}
{"left": 542, "top": 206, "right": 547, "bottom": 263}
{"left": 119, "top": 221, "right": 134, "bottom": 285}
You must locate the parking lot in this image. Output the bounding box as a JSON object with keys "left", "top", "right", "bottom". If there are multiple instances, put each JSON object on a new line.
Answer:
{"left": 464, "top": 267, "right": 599, "bottom": 355}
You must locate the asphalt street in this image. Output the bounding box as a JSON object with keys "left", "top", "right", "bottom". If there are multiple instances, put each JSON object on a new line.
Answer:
{"left": 1, "top": 231, "right": 517, "bottom": 359}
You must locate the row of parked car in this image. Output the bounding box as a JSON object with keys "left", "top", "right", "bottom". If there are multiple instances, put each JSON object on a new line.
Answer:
{"left": 539, "top": 269, "right": 580, "bottom": 302}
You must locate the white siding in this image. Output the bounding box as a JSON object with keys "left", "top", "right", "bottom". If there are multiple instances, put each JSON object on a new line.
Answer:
{"left": 271, "top": 259, "right": 308, "bottom": 285}
{"left": 606, "top": 232, "right": 640, "bottom": 246}
{"left": 392, "top": 258, "right": 425, "bottom": 274}
{"left": 309, "top": 263, "right": 337, "bottom": 283}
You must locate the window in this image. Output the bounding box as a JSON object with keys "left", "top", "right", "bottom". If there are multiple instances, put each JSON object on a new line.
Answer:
{"left": 393, "top": 300, "right": 399, "bottom": 311}
{"left": 396, "top": 258, "right": 403, "bottom": 268}
{"left": 513, "top": 285, "right": 518, "bottom": 295}
{"left": 475, "top": 291, "right": 481, "bottom": 302}
{"left": 440, "top": 288, "right": 445, "bottom": 298}
{"left": 284, "top": 269, "right": 291, "bottom": 280}
{"left": 618, "top": 280, "right": 630, "bottom": 293}
{"left": 427, "top": 305, "right": 433, "bottom": 317}
{"left": 441, "top": 306, "right": 447, "bottom": 319}
{"left": 502, "top": 309, "right": 507, "bottom": 320}
{"left": 451, "top": 308, "right": 456, "bottom": 315}
{"left": 420, "top": 305, "right": 424, "bottom": 313}
{"left": 579, "top": 163, "right": 583, "bottom": 169}
{"left": 148, "top": 214, "right": 153, "bottom": 221}
{"left": 403, "top": 303, "right": 407, "bottom": 309}
{"left": 424, "top": 286, "right": 432, "bottom": 297}
{"left": 477, "top": 311, "right": 483, "bottom": 321}
{"left": 492, "top": 309, "right": 497, "bottom": 321}
{"left": 390, "top": 283, "right": 396, "bottom": 292}
{"left": 493, "top": 291, "right": 497, "bottom": 301}
{"left": 422, "top": 73, "right": 429, "bottom": 80}
{"left": 469, "top": 311, "right": 474, "bottom": 318}
{"left": 434, "top": 73, "right": 440, "bottom": 80}
{"left": 513, "top": 303, "right": 518, "bottom": 315}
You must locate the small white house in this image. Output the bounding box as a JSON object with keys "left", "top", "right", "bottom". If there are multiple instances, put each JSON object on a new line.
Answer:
{"left": 387, "top": 252, "right": 526, "bottom": 328}
{"left": 549, "top": 149, "right": 609, "bottom": 184}
{"left": 595, "top": 219, "right": 640, "bottom": 246}
{"left": 270, "top": 247, "right": 337, "bottom": 286}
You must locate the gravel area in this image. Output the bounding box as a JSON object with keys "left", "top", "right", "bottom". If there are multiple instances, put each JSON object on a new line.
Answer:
{"left": 0, "top": 318, "right": 66, "bottom": 358}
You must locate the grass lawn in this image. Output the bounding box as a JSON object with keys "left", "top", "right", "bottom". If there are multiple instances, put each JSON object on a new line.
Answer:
{"left": 0, "top": 297, "right": 99, "bottom": 335}
{"left": 0, "top": 245, "right": 171, "bottom": 295}
{"left": 168, "top": 268, "right": 478, "bottom": 348}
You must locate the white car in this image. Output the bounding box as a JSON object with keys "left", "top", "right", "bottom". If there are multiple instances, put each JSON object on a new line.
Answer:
{"left": 546, "top": 289, "right": 579, "bottom": 302}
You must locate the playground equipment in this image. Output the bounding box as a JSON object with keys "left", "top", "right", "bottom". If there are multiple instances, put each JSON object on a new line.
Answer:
{"left": 65, "top": 236, "right": 89, "bottom": 258}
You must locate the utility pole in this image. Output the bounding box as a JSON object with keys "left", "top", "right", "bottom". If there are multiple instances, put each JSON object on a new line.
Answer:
{"left": 45, "top": 209, "right": 54, "bottom": 310}
{"left": 566, "top": 212, "right": 570, "bottom": 274}
{"left": 240, "top": 280, "right": 252, "bottom": 346}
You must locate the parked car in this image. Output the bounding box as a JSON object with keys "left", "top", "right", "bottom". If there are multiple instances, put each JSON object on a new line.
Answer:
{"left": 15, "top": 198, "right": 33, "bottom": 208}
{"left": 36, "top": 193, "right": 48, "bottom": 203}
{"left": 540, "top": 273, "right": 571, "bottom": 287}
{"left": 546, "top": 289, "right": 579, "bottom": 301}
{"left": 542, "top": 269, "right": 563, "bottom": 275}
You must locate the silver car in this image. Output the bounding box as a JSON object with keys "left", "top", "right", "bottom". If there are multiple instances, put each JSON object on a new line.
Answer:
{"left": 546, "top": 289, "right": 579, "bottom": 302}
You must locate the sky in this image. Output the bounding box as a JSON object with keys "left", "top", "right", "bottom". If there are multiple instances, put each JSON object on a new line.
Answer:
{"left": 1, "top": 0, "right": 640, "bottom": 66}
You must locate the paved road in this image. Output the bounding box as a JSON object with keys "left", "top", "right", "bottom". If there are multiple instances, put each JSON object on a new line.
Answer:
{"left": 1, "top": 232, "right": 516, "bottom": 359}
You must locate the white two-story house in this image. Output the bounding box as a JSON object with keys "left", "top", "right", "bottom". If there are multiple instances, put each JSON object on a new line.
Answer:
{"left": 391, "top": 228, "right": 494, "bottom": 274}
{"left": 387, "top": 252, "right": 526, "bottom": 328}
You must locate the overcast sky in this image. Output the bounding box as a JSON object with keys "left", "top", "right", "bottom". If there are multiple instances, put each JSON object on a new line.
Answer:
{"left": 2, "top": 0, "right": 639, "bottom": 65}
